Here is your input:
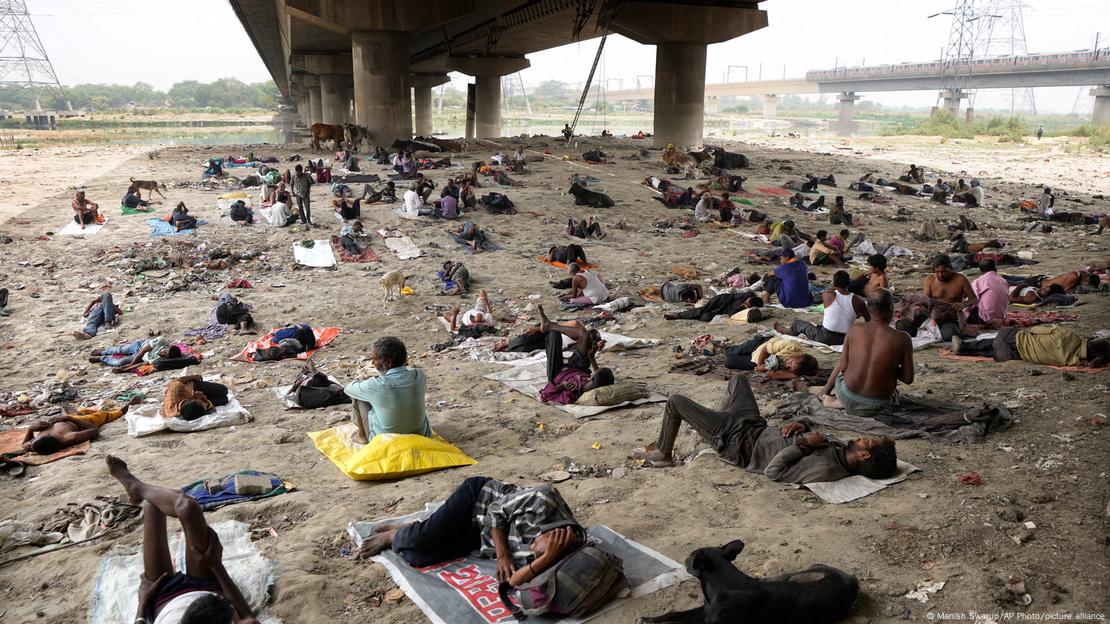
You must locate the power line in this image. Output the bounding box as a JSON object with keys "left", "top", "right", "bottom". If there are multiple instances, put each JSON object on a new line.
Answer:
{"left": 34, "top": 3, "right": 223, "bottom": 17}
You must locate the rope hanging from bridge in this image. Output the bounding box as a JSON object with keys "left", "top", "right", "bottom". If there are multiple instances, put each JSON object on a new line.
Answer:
{"left": 567, "top": 33, "right": 607, "bottom": 145}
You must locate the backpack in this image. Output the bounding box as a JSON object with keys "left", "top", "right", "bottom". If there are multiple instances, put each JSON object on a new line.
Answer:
{"left": 498, "top": 543, "right": 628, "bottom": 620}
{"left": 291, "top": 371, "right": 350, "bottom": 409}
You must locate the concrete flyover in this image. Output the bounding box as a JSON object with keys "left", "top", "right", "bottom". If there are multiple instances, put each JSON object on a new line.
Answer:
{"left": 229, "top": 0, "right": 770, "bottom": 148}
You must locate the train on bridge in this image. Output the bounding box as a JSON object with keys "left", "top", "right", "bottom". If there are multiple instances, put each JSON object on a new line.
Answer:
{"left": 807, "top": 47, "right": 1110, "bottom": 81}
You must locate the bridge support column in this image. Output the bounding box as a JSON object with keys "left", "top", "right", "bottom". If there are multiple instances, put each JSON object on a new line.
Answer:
{"left": 448, "top": 57, "right": 530, "bottom": 138}
{"left": 607, "top": 1, "right": 767, "bottom": 148}
{"left": 762, "top": 94, "right": 780, "bottom": 119}
{"left": 1091, "top": 86, "right": 1110, "bottom": 125}
{"left": 352, "top": 30, "right": 412, "bottom": 143}
{"left": 832, "top": 91, "right": 861, "bottom": 136}
{"left": 302, "top": 74, "right": 322, "bottom": 126}
{"left": 412, "top": 73, "right": 450, "bottom": 138}
{"left": 319, "top": 74, "right": 349, "bottom": 126}
{"left": 938, "top": 89, "right": 968, "bottom": 118}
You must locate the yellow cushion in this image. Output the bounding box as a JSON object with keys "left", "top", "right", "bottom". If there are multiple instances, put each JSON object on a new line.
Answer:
{"left": 307, "top": 426, "right": 477, "bottom": 481}
{"left": 217, "top": 191, "right": 250, "bottom": 200}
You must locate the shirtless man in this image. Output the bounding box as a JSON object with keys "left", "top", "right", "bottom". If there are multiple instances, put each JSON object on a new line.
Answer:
{"left": 21, "top": 398, "right": 140, "bottom": 454}
{"left": 1038, "top": 270, "right": 1100, "bottom": 296}
{"left": 72, "top": 191, "right": 101, "bottom": 229}
{"left": 819, "top": 289, "right": 914, "bottom": 417}
{"left": 107, "top": 456, "right": 260, "bottom": 624}
{"left": 924, "top": 254, "right": 976, "bottom": 311}
{"left": 849, "top": 254, "right": 889, "bottom": 297}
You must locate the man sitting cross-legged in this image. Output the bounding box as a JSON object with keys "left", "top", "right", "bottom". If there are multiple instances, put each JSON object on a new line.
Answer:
{"left": 631, "top": 374, "right": 897, "bottom": 480}
{"left": 775, "top": 270, "right": 869, "bottom": 346}
{"left": 819, "top": 289, "right": 914, "bottom": 417}
{"left": 106, "top": 456, "right": 260, "bottom": 624}
{"left": 344, "top": 336, "right": 430, "bottom": 445}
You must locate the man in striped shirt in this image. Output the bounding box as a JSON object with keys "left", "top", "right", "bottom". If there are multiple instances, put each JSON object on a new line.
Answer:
{"left": 358, "top": 477, "right": 583, "bottom": 586}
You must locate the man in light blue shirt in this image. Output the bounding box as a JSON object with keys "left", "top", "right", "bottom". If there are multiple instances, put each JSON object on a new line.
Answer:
{"left": 344, "top": 336, "right": 431, "bottom": 444}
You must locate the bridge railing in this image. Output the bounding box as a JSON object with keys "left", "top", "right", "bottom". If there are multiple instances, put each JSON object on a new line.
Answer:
{"left": 806, "top": 47, "right": 1110, "bottom": 82}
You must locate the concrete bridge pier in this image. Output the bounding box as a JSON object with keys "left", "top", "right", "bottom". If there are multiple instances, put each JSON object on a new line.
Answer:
{"left": 1091, "top": 86, "right": 1110, "bottom": 124}
{"left": 762, "top": 94, "right": 780, "bottom": 119}
{"left": 302, "top": 74, "right": 322, "bottom": 126}
{"left": 319, "top": 74, "right": 350, "bottom": 125}
{"left": 606, "top": 1, "right": 768, "bottom": 148}
{"left": 448, "top": 56, "right": 530, "bottom": 138}
{"left": 352, "top": 30, "right": 413, "bottom": 144}
{"left": 832, "top": 91, "right": 860, "bottom": 136}
{"left": 412, "top": 73, "right": 450, "bottom": 137}
{"left": 938, "top": 89, "right": 968, "bottom": 118}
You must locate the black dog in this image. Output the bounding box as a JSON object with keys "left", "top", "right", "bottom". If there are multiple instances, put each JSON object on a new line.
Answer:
{"left": 639, "top": 539, "right": 858, "bottom": 624}
{"left": 568, "top": 183, "right": 614, "bottom": 208}
{"left": 710, "top": 147, "right": 751, "bottom": 170}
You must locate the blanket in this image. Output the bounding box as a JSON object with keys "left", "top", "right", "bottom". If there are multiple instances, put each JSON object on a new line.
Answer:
{"left": 0, "top": 428, "right": 91, "bottom": 465}
{"left": 231, "top": 326, "right": 341, "bottom": 362}
{"left": 538, "top": 256, "right": 596, "bottom": 270}
{"left": 124, "top": 397, "right": 252, "bottom": 437}
{"left": 148, "top": 217, "right": 205, "bottom": 237}
{"left": 293, "top": 240, "right": 337, "bottom": 268}
{"left": 120, "top": 204, "right": 154, "bottom": 216}
{"left": 376, "top": 229, "right": 423, "bottom": 259}
{"left": 988, "top": 309, "right": 1078, "bottom": 328}
{"left": 89, "top": 520, "right": 280, "bottom": 624}
{"left": 182, "top": 470, "right": 290, "bottom": 511}
{"left": 484, "top": 359, "right": 666, "bottom": 418}
{"left": 937, "top": 348, "right": 1106, "bottom": 373}
{"left": 772, "top": 329, "right": 938, "bottom": 353}
{"left": 756, "top": 186, "right": 794, "bottom": 197}
{"left": 772, "top": 392, "right": 1014, "bottom": 443}
{"left": 330, "top": 236, "right": 381, "bottom": 262}
{"left": 801, "top": 460, "right": 921, "bottom": 504}
{"left": 57, "top": 219, "right": 106, "bottom": 236}
{"left": 350, "top": 509, "right": 688, "bottom": 624}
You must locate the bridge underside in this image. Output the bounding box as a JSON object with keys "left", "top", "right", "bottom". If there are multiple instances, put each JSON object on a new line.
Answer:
{"left": 231, "top": 0, "right": 769, "bottom": 147}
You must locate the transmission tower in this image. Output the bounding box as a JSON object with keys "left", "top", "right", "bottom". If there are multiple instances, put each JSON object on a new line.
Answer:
{"left": 977, "top": 0, "right": 1036, "bottom": 115}
{"left": 0, "top": 0, "right": 68, "bottom": 110}
{"left": 931, "top": 0, "right": 981, "bottom": 117}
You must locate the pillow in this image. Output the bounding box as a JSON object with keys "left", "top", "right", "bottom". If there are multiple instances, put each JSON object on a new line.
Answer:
{"left": 307, "top": 425, "right": 476, "bottom": 481}
{"left": 576, "top": 382, "right": 649, "bottom": 406}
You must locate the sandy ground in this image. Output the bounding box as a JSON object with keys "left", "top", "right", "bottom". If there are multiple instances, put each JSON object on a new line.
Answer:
{"left": 0, "top": 133, "right": 1107, "bottom": 624}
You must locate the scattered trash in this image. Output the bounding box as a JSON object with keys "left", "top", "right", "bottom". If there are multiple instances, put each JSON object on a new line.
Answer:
{"left": 539, "top": 470, "right": 571, "bottom": 483}
{"left": 904, "top": 580, "right": 945, "bottom": 603}
{"left": 957, "top": 472, "right": 983, "bottom": 485}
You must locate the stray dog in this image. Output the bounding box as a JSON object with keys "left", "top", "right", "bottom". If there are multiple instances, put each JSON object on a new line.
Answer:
{"left": 130, "top": 177, "right": 167, "bottom": 199}
{"left": 379, "top": 270, "right": 407, "bottom": 302}
{"left": 638, "top": 539, "right": 859, "bottom": 624}
{"left": 568, "top": 182, "right": 614, "bottom": 208}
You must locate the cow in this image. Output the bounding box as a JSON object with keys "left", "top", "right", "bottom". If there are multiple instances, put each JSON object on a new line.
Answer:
{"left": 344, "top": 123, "right": 371, "bottom": 153}
{"left": 310, "top": 123, "right": 345, "bottom": 151}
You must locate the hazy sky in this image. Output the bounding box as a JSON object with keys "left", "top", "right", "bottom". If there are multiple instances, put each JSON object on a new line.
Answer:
{"left": 29, "top": 0, "right": 1109, "bottom": 114}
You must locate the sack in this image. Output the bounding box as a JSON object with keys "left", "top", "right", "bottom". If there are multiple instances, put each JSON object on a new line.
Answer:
{"left": 498, "top": 544, "right": 628, "bottom": 620}
{"left": 577, "top": 382, "right": 649, "bottom": 406}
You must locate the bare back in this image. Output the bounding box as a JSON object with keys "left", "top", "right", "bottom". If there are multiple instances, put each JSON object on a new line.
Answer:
{"left": 840, "top": 322, "right": 913, "bottom": 398}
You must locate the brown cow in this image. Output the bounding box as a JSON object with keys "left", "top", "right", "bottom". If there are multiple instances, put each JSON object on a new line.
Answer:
{"left": 310, "top": 123, "right": 345, "bottom": 151}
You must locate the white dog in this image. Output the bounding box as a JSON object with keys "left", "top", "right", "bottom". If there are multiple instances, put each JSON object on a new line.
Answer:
{"left": 379, "top": 270, "right": 407, "bottom": 302}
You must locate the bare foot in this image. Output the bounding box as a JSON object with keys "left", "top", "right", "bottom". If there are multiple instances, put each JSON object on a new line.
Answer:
{"left": 106, "top": 455, "right": 143, "bottom": 504}
{"left": 62, "top": 403, "right": 78, "bottom": 415}
{"left": 537, "top": 305, "right": 550, "bottom": 333}
{"left": 352, "top": 432, "right": 369, "bottom": 445}
{"left": 630, "top": 447, "right": 674, "bottom": 468}
{"left": 773, "top": 321, "right": 791, "bottom": 335}
{"left": 357, "top": 530, "right": 396, "bottom": 559}
{"left": 73, "top": 331, "right": 92, "bottom": 340}
{"left": 820, "top": 394, "right": 843, "bottom": 409}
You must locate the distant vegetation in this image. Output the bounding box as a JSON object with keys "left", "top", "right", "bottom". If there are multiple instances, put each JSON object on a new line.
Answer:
{"left": 883, "top": 110, "right": 1028, "bottom": 142}
{"left": 0, "top": 79, "right": 280, "bottom": 112}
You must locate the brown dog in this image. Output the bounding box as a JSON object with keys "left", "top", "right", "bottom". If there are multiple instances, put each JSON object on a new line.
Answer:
{"left": 130, "top": 177, "right": 167, "bottom": 199}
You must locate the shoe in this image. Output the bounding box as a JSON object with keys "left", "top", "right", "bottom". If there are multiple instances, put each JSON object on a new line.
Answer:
{"left": 951, "top": 336, "right": 962, "bottom": 354}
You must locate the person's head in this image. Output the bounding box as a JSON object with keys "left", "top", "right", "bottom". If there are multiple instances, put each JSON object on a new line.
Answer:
{"left": 126, "top": 185, "right": 136, "bottom": 194}
{"left": 744, "top": 297, "right": 764, "bottom": 309}
{"left": 162, "top": 345, "right": 182, "bottom": 359}
{"left": 846, "top": 437, "right": 897, "bottom": 478}
{"left": 1047, "top": 283, "right": 1066, "bottom": 296}
{"left": 779, "top": 247, "right": 795, "bottom": 262}
{"left": 868, "top": 254, "right": 887, "bottom": 273}
{"left": 839, "top": 229, "right": 850, "bottom": 239}
{"left": 721, "top": 192, "right": 730, "bottom": 201}
{"left": 958, "top": 178, "right": 965, "bottom": 185}
{"left": 1043, "top": 186, "right": 1052, "bottom": 194}
{"left": 979, "top": 259, "right": 996, "bottom": 274}
{"left": 567, "top": 262, "right": 582, "bottom": 275}
{"left": 683, "top": 284, "right": 703, "bottom": 303}
{"left": 180, "top": 593, "right": 235, "bottom": 624}
{"left": 386, "top": 181, "right": 394, "bottom": 189}
{"left": 867, "top": 288, "right": 895, "bottom": 322}
{"left": 30, "top": 434, "right": 61, "bottom": 455}
{"left": 76, "top": 190, "right": 85, "bottom": 199}
{"left": 295, "top": 164, "right": 303, "bottom": 173}
{"left": 833, "top": 270, "right": 850, "bottom": 290}
{"left": 970, "top": 179, "right": 980, "bottom": 188}
{"left": 416, "top": 172, "right": 424, "bottom": 180}
{"left": 352, "top": 220, "right": 364, "bottom": 233}
{"left": 589, "top": 367, "right": 615, "bottom": 389}
{"left": 530, "top": 526, "right": 583, "bottom": 561}
{"left": 1087, "top": 339, "right": 1109, "bottom": 367}
{"left": 784, "top": 354, "right": 819, "bottom": 376}
{"left": 931, "top": 254, "right": 954, "bottom": 282}
{"left": 910, "top": 164, "right": 917, "bottom": 170}
{"left": 371, "top": 336, "right": 407, "bottom": 372}
{"left": 178, "top": 400, "right": 209, "bottom": 421}
{"left": 1080, "top": 272, "right": 1100, "bottom": 288}
{"left": 815, "top": 229, "right": 827, "bottom": 241}
{"left": 835, "top": 195, "right": 844, "bottom": 207}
